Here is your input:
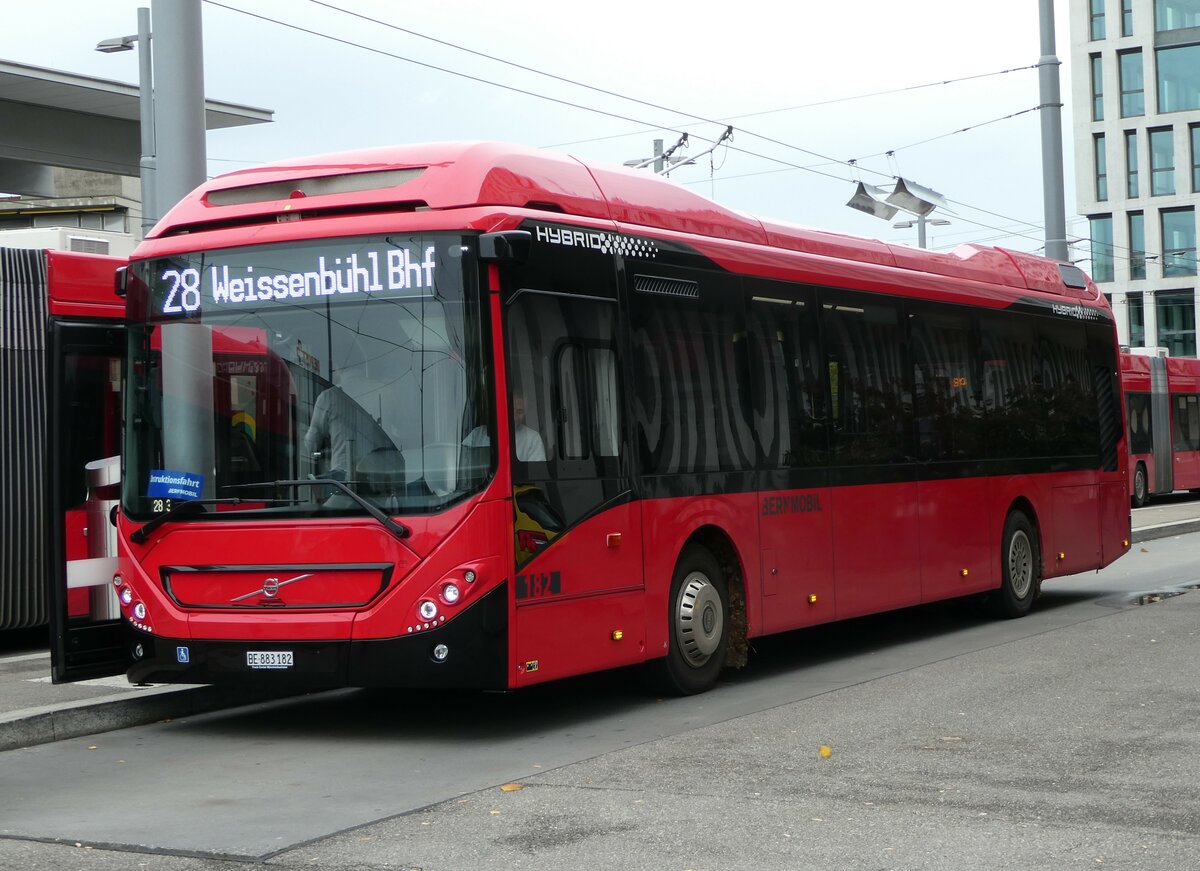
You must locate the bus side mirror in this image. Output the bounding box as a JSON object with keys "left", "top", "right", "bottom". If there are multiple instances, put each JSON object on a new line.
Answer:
{"left": 479, "top": 231, "right": 532, "bottom": 263}
{"left": 114, "top": 266, "right": 128, "bottom": 298}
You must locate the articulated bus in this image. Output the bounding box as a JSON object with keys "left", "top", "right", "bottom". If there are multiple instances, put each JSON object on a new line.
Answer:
{"left": 2, "top": 247, "right": 125, "bottom": 675}
{"left": 73, "top": 142, "right": 1129, "bottom": 694}
{"left": 1121, "top": 349, "right": 1200, "bottom": 506}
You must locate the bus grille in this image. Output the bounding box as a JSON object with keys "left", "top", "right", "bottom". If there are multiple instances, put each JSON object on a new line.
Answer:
{"left": 634, "top": 275, "right": 699, "bottom": 299}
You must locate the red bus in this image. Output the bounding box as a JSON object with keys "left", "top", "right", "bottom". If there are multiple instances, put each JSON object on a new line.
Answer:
{"left": 102, "top": 142, "right": 1129, "bottom": 695}
{"left": 1, "top": 247, "right": 126, "bottom": 675}
{"left": 1121, "top": 349, "right": 1200, "bottom": 506}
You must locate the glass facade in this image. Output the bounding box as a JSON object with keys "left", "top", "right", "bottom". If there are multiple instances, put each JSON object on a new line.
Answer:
{"left": 1151, "top": 128, "right": 1176, "bottom": 195}
{"left": 1161, "top": 208, "right": 1197, "bottom": 277}
{"left": 1130, "top": 212, "right": 1147, "bottom": 280}
{"left": 1123, "top": 0, "right": 1135, "bottom": 34}
{"left": 1192, "top": 124, "right": 1200, "bottom": 192}
{"left": 1129, "top": 292, "right": 1147, "bottom": 346}
{"left": 1092, "top": 54, "right": 1104, "bottom": 122}
{"left": 1119, "top": 50, "right": 1145, "bottom": 117}
{"left": 1156, "top": 290, "right": 1197, "bottom": 356}
{"left": 1155, "top": 0, "right": 1200, "bottom": 30}
{"left": 1092, "top": 0, "right": 1106, "bottom": 39}
{"left": 1157, "top": 44, "right": 1200, "bottom": 114}
{"left": 1090, "top": 215, "right": 1115, "bottom": 282}
{"left": 1126, "top": 130, "right": 1140, "bottom": 197}
{"left": 1095, "top": 134, "right": 1108, "bottom": 201}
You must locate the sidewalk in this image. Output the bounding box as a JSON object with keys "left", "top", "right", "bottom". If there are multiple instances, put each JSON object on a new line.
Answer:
{"left": 0, "top": 649, "right": 293, "bottom": 752}
{"left": 2, "top": 497, "right": 1199, "bottom": 754}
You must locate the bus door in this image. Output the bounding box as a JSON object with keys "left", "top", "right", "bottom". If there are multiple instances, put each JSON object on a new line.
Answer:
{"left": 745, "top": 282, "right": 835, "bottom": 633}
{"left": 48, "top": 321, "right": 129, "bottom": 682}
{"left": 500, "top": 224, "right": 644, "bottom": 686}
{"left": 1171, "top": 391, "right": 1200, "bottom": 489}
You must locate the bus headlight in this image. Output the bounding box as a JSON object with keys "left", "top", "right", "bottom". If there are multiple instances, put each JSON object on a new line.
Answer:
{"left": 418, "top": 600, "right": 438, "bottom": 621}
{"left": 440, "top": 583, "right": 461, "bottom": 605}
{"left": 120, "top": 587, "right": 134, "bottom": 606}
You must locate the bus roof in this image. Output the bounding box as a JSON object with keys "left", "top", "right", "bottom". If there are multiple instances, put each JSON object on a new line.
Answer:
{"left": 148, "top": 140, "right": 1096, "bottom": 302}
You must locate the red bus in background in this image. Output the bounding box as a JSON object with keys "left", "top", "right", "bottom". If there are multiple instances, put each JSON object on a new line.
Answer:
{"left": 86, "top": 142, "right": 1128, "bottom": 695}
{"left": 1121, "top": 349, "right": 1200, "bottom": 506}
{"left": 1, "top": 248, "right": 125, "bottom": 675}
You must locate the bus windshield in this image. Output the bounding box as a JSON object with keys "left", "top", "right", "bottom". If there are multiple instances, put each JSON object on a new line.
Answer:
{"left": 122, "top": 233, "right": 492, "bottom": 521}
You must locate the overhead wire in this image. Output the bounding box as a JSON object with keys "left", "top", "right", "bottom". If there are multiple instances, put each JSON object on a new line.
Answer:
{"left": 201, "top": 0, "right": 1076, "bottom": 255}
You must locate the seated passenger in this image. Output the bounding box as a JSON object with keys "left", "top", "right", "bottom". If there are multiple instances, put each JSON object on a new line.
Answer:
{"left": 463, "top": 392, "right": 546, "bottom": 462}
{"left": 303, "top": 372, "right": 396, "bottom": 480}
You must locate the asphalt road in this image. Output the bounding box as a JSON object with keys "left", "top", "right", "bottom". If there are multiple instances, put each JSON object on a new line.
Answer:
{"left": 1, "top": 531, "right": 1199, "bottom": 870}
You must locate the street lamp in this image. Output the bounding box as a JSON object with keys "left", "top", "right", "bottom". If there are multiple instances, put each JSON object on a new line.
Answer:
{"left": 893, "top": 217, "right": 950, "bottom": 249}
{"left": 846, "top": 177, "right": 948, "bottom": 249}
{"left": 96, "top": 7, "right": 156, "bottom": 236}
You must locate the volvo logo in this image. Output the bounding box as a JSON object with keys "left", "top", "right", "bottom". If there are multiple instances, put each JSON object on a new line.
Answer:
{"left": 230, "top": 572, "right": 314, "bottom": 604}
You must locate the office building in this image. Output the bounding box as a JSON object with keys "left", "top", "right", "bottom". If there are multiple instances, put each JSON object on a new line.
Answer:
{"left": 1071, "top": 0, "right": 1200, "bottom": 355}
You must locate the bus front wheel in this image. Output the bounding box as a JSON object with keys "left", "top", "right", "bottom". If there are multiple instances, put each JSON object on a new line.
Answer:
{"left": 1132, "top": 464, "right": 1148, "bottom": 508}
{"left": 653, "top": 544, "right": 729, "bottom": 695}
{"left": 991, "top": 511, "right": 1041, "bottom": 619}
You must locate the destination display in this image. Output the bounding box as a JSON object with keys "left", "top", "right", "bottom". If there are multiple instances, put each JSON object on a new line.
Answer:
{"left": 147, "top": 236, "right": 443, "bottom": 318}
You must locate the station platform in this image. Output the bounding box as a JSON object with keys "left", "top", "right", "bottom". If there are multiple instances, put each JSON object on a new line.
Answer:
{"left": 2, "top": 497, "right": 1199, "bottom": 753}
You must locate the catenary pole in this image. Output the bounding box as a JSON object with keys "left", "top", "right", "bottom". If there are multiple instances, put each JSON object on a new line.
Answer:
{"left": 1039, "top": 0, "right": 1069, "bottom": 262}
{"left": 151, "top": 0, "right": 206, "bottom": 219}
{"left": 136, "top": 6, "right": 156, "bottom": 235}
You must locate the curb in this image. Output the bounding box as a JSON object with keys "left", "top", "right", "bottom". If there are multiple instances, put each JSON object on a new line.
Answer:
{"left": 0, "top": 684, "right": 299, "bottom": 753}
{"left": 1131, "top": 518, "right": 1200, "bottom": 544}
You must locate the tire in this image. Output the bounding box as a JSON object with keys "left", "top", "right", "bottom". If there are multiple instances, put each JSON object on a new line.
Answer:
{"left": 991, "top": 511, "right": 1041, "bottom": 619}
{"left": 1132, "top": 464, "right": 1148, "bottom": 508}
{"left": 651, "top": 544, "right": 729, "bottom": 695}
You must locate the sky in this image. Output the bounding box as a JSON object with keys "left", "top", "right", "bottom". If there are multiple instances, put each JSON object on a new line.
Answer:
{"left": 1, "top": 0, "right": 1082, "bottom": 257}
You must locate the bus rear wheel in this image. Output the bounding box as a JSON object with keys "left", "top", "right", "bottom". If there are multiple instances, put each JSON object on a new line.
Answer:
{"left": 1132, "top": 464, "right": 1148, "bottom": 508}
{"left": 991, "top": 511, "right": 1041, "bottom": 619}
{"left": 653, "top": 544, "right": 729, "bottom": 695}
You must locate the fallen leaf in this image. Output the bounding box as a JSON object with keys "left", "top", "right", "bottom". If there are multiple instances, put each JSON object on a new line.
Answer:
{"left": 500, "top": 783, "right": 523, "bottom": 792}
{"left": 819, "top": 745, "right": 833, "bottom": 758}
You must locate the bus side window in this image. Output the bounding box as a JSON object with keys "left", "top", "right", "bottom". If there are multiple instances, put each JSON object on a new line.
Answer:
{"left": 630, "top": 271, "right": 755, "bottom": 475}
{"left": 979, "top": 313, "right": 1043, "bottom": 459}
{"left": 1174, "top": 394, "right": 1200, "bottom": 451}
{"left": 821, "top": 291, "right": 912, "bottom": 465}
{"left": 1127, "top": 392, "right": 1152, "bottom": 454}
{"left": 910, "top": 306, "right": 985, "bottom": 463}
{"left": 745, "top": 284, "right": 827, "bottom": 469}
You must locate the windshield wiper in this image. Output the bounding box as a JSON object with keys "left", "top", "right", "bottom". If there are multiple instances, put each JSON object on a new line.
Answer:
{"left": 222, "top": 479, "right": 412, "bottom": 540}
{"left": 129, "top": 497, "right": 271, "bottom": 544}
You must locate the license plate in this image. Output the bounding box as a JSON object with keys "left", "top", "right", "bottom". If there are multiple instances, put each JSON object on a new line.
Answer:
{"left": 246, "top": 650, "right": 293, "bottom": 670}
